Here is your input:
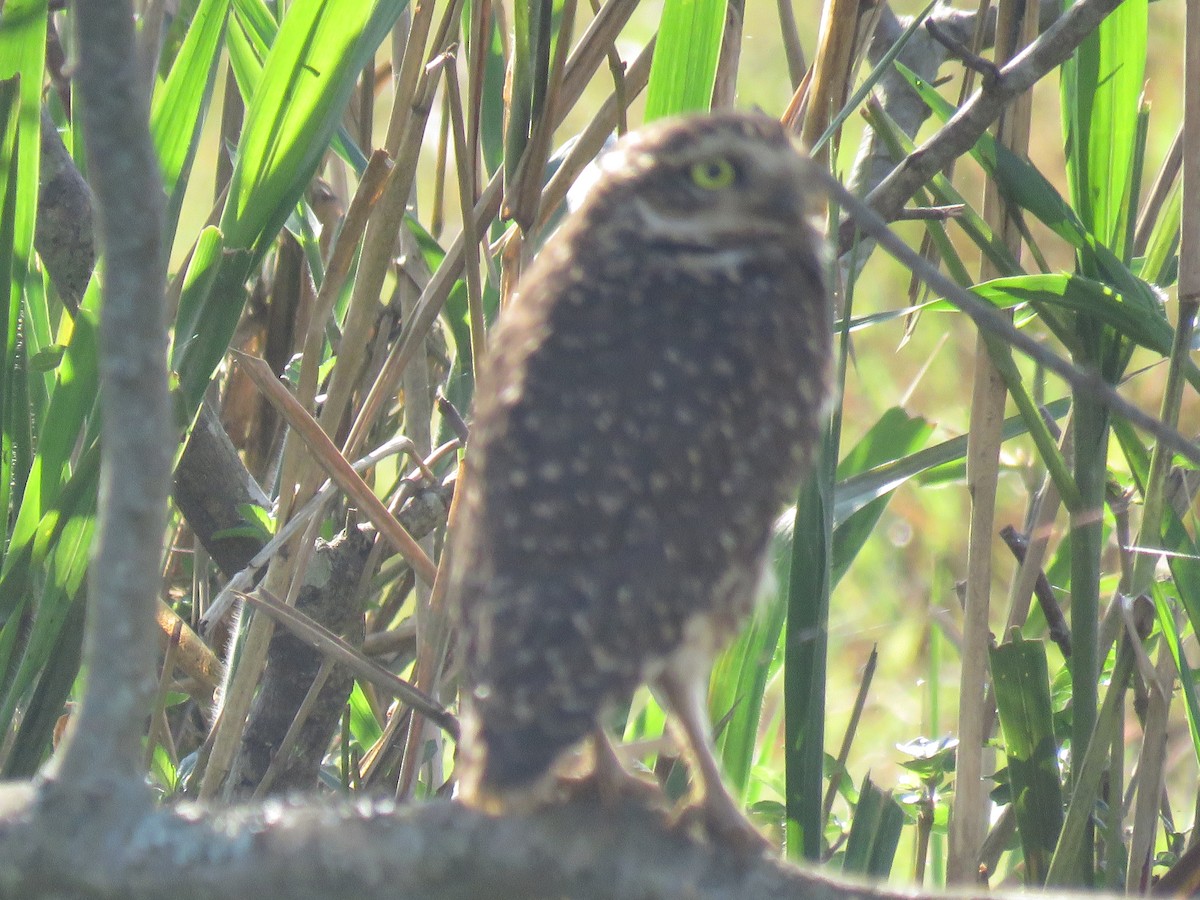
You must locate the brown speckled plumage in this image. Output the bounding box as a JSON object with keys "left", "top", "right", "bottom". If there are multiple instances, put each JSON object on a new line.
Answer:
{"left": 451, "top": 111, "right": 832, "bottom": 838}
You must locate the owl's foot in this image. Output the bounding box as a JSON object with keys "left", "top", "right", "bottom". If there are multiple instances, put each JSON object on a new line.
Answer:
{"left": 559, "top": 729, "right": 665, "bottom": 809}
{"left": 672, "top": 792, "right": 774, "bottom": 857}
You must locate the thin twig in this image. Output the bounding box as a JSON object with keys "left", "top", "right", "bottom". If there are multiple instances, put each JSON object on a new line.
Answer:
{"left": 820, "top": 168, "right": 1200, "bottom": 468}
{"left": 846, "top": 0, "right": 1127, "bottom": 248}
{"left": 924, "top": 19, "right": 1000, "bottom": 86}
{"left": 234, "top": 589, "right": 459, "bottom": 738}
{"left": 998, "top": 525, "right": 1072, "bottom": 657}
{"left": 235, "top": 353, "right": 438, "bottom": 584}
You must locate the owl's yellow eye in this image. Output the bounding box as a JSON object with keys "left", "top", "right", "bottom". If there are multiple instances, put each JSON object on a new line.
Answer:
{"left": 689, "top": 158, "right": 736, "bottom": 190}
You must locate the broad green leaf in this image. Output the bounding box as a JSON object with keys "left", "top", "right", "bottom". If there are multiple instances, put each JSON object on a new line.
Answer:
{"left": 992, "top": 634, "right": 1063, "bottom": 884}
{"left": 348, "top": 681, "right": 383, "bottom": 750}
{"left": 785, "top": 428, "right": 835, "bottom": 862}
{"left": 831, "top": 407, "right": 933, "bottom": 588}
{"left": 711, "top": 519, "right": 793, "bottom": 798}
{"left": 227, "top": 0, "right": 369, "bottom": 176}
{"left": 644, "top": 0, "right": 726, "bottom": 120}
{"left": 1, "top": 289, "right": 100, "bottom": 606}
{"left": 0, "top": 78, "right": 20, "bottom": 544}
{"left": 841, "top": 774, "right": 903, "bottom": 877}
{"left": 0, "top": 0, "right": 48, "bottom": 551}
{"left": 923, "top": 273, "right": 1179, "bottom": 360}
{"left": 150, "top": 0, "right": 230, "bottom": 231}
{"left": 220, "top": 0, "right": 404, "bottom": 256}
{"left": 1061, "top": 0, "right": 1147, "bottom": 253}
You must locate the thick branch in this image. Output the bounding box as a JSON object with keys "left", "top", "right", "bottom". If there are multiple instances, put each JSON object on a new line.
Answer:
{"left": 51, "top": 0, "right": 170, "bottom": 786}
{"left": 0, "top": 790, "right": 961, "bottom": 900}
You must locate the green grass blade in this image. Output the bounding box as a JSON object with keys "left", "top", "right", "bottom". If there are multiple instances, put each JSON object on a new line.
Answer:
{"left": 470, "top": 3, "right": 507, "bottom": 175}
{"left": 1061, "top": 0, "right": 1147, "bottom": 252}
{"left": 784, "top": 432, "right": 834, "bottom": 861}
{"left": 1139, "top": 175, "right": 1182, "bottom": 287}
{"left": 863, "top": 97, "right": 1023, "bottom": 279}
{"left": 991, "top": 633, "right": 1063, "bottom": 884}
{"left": 835, "top": 397, "right": 1071, "bottom": 524}
{"left": 897, "top": 65, "right": 1163, "bottom": 323}
{"left": 1112, "top": 419, "right": 1200, "bottom": 770}
{"left": 150, "top": 0, "right": 230, "bottom": 234}
{"left": 841, "top": 774, "right": 904, "bottom": 878}
{"left": 227, "top": 9, "right": 271, "bottom": 98}
{"left": 347, "top": 681, "right": 383, "bottom": 750}
{"left": 220, "top": 0, "right": 405, "bottom": 255}
{"left": 233, "top": 0, "right": 278, "bottom": 42}
{"left": 504, "top": 0, "right": 541, "bottom": 183}
{"left": 0, "top": 0, "right": 48, "bottom": 548}
{"left": 0, "top": 0, "right": 46, "bottom": 308}
{"left": 2, "top": 597, "right": 84, "bottom": 776}
{"left": 936, "top": 273, "right": 1183, "bottom": 363}
{"left": 0, "top": 78, "right": 20, "bottom": 544}
{"left": 176, "top": 0, "right": 404, "bottom": 411}
{"left": 831, "top": 407, "right": 933, "bottom": 587}
{"left": 0, "top": 453, "right": 95, "bottom": 775}
{"left": 711, "top": 520, "right": 792, "bottom": 799}
{"left": 170, "top": 225, "right": 225, "bottom": 373}
{"left": 643, "top": 0, "right": 726, "bottom": 120}
{"left": 174, "top": 242, "right": 253, "bottom": 415}
{"left": 1151, "top": 581, "right": 1200, "bottom": 770}
{"left": 0, "top": 289, "right": 100, "bottom": 603}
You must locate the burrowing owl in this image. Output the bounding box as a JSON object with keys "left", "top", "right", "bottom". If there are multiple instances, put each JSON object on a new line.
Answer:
{"left": 451, "top": 110, "right": 832, "bottom": 847}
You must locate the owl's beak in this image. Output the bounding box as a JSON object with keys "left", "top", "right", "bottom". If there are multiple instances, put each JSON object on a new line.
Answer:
{"left": 755, "top": 155, "right": 820, "bottom": 226}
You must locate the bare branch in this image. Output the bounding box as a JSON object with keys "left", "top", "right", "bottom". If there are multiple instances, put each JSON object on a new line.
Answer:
{"left": 49, "top": 0, "right": 170, "bottom": 789}
{"left": 845, "top": 0, "right": 1126, "bottom": 249}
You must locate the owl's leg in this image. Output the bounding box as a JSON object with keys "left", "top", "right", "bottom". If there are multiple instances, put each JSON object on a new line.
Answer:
{"left": 658, "top": 672, "right": 773, "bottom": 855}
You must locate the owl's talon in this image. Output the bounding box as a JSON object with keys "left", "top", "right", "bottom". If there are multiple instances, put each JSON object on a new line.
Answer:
{"left": 558, "top": 767, "right": 663, "bottom": 809}
{"left": 671, "top": 799, "right": 774, "bottom": 857}
{"left": 559, "top": 730, "right": 666, "bottom": 809}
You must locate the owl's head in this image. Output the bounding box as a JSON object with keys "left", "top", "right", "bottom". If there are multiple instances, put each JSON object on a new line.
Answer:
{"left": 587, "top": 111, "right": 821, "bottom": 250}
